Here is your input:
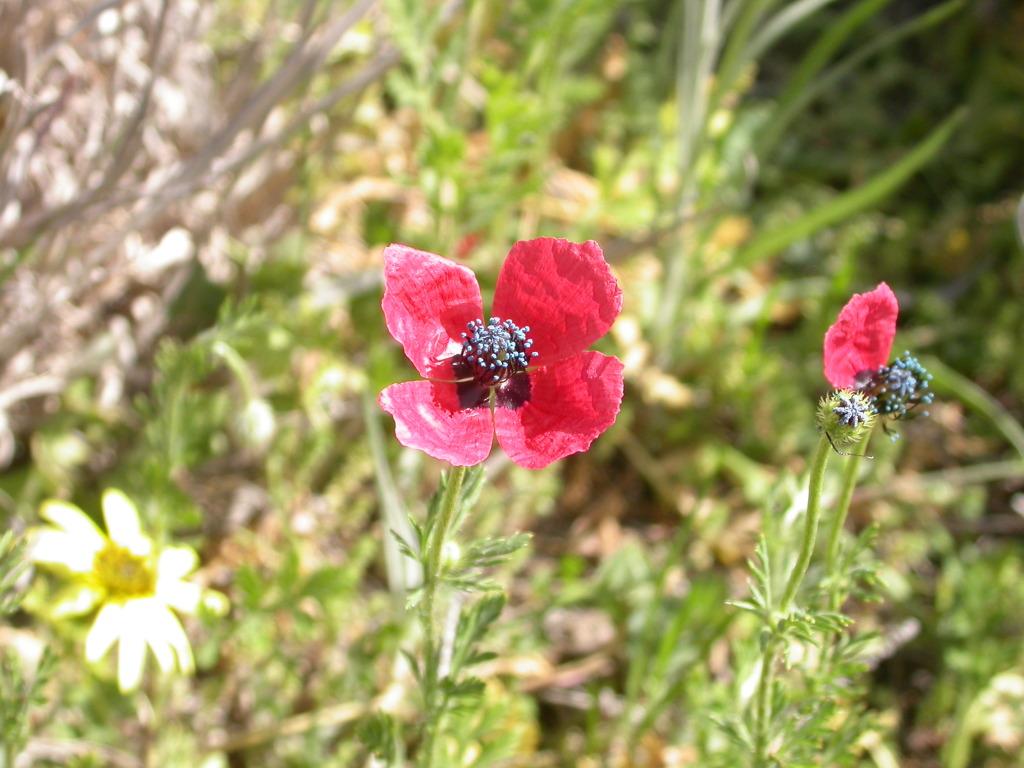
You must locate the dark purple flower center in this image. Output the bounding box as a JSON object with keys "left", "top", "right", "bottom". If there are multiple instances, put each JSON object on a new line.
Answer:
{"left": 452, "top": 317, "right": 537, "bottom": 409}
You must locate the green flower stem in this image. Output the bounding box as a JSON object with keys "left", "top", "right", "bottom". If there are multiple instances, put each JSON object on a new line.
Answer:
{"left": 753, "top": 433, "right": 833, "bottom": 764}
{"left": 417, "top": 464, "right": 468, "bottom": 768}
{"left": 824, "top": 430, "right": 871, "bottom": 609}
{"left": 780, "top": 433, "right": 832, "bottom": 613}
{"left": 210, "top": 341, "right": 256, "bottom": 401}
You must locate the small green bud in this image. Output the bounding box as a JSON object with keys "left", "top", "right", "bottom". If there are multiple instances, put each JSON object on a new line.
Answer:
{"left": 817, "top": 389, "right": 875, "bottom": 445}
{"left": 201, "top": 589, "right": 231, "bottom": 617}
{"left": 440, "top": 541, "right": 461, "bottom": 574}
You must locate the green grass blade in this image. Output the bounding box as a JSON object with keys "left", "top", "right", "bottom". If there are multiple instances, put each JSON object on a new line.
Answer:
{"left": 759, "top": 0, "right": 964, "bottom": 155}
{"left": 737, "top": 108, "right": 967, "bottom": 268}
{"left": 746, "top": 0, "right": 842, "bottom": 63}
{"left": 777, "top": 0, "right": 894, "bottom": 109}
{"left": 711, "top": 0, "right": 775, "bottom": 114}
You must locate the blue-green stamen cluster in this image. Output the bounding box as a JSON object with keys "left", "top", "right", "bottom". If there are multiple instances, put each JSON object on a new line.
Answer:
{"left": 861, "top": 352, "right": 934, "bottom": 420}
{"left": 459, "top": 317, "right": 538, "bottom": 385}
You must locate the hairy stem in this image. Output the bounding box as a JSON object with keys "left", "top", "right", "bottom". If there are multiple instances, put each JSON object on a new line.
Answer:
{"left": 824, "top": 430, "right": 871, "bottom": 609}
{"left": 781, "top": 433, "right": 832, "bottom": 612}
{"left": 417, "top": 464, "right": 468, "bottom": 768}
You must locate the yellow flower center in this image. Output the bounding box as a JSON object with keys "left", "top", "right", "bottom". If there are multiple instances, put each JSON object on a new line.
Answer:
{"left": 93, "top": 542, "right": 156, "bottom": 600}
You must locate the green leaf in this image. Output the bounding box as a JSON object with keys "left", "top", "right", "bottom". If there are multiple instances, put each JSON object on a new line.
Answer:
{"left": 448, "top": 593, "right": 507, "bottom": 676}
{"left": 359, "top": 713, "right": 400, "bottom": 762}
{"left": 728, "top": 600, "right": 764, "bottom": 618}
{"left": 390, "top": 528, "right": 420, "bottom": 564}
{"left": 460, "top": 532, "right": 532, "bottom": 570}
{"left": 441, "top": 676, "right": 487, "bottom": 712}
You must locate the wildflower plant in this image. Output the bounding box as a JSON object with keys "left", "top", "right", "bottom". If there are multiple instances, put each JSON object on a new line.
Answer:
{"left": 723, "top": 282, "right": 937, "bottom": 766}
{"left": 377, "top": 238, "right": 624, "bottom": 766}
{"left": 29, "top": 490, "right": 224, "bottom": 693}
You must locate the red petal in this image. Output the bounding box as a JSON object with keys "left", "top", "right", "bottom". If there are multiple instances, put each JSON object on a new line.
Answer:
{"left": 382, "top": 245, "right": 483, "bottom": 379}
{"left": 494, "top": 351, "right": 624, "bottom": 469}
{"left": 823, "top": 282, "right": 898, "bottom": 388}
{"left": 492, "top": 239, "right": 622, "bottom": 365}
{"left": 379, "top": 381, "right": 494, "bottom": 466}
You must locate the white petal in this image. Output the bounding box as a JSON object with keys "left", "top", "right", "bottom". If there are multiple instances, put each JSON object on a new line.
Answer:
{"left": 86, "top": 603, "right": 124, "bottom": 662}
{"left": 30, "top": 530, "right": 99, "bottom": 572}
{"left": 39, "top": 501, "right": 106, "bottom": 552}
{"left": 138, "top": 605, "right": 175, "bottom": 674}
{"left": 53, "top": 584, "right": 101, "bottom": 617}
{"left": 148, "top": 635, "right": 175, "bottom": 673}
{"left": 117, "top": 602, "right": 148, "bottom": 693}
{"left": 150, "top": 603, "right": 195, "bottom": 675}
{"left": 102, "top": 490, "right": 150, "bottom": 555}
{"left": 157, "top": 579, "right": 202, "bottom": 615}
{"left": 158, "top": 546, "right": 198, "bottom": 581}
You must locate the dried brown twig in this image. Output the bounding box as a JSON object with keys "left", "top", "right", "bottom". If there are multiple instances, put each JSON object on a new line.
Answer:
{"left": 0, "top": 0, "right": 418, "bottom": 465}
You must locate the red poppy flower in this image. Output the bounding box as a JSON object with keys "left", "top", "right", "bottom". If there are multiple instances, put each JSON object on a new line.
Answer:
{"left": 823, "top": 282, "right": 898, "bottom": 389}
{"left": 379, "top": 238, "right": 624, "bottom": 469}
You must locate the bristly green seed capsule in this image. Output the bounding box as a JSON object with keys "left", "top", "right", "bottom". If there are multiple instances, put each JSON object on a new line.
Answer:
{"left": 818, "top": 389, "right": 876, "bottom": 446}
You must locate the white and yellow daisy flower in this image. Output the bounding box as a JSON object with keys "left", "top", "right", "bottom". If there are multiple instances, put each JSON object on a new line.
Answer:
{"left": 30, "top": 489, "right": 220, "bottom": 693}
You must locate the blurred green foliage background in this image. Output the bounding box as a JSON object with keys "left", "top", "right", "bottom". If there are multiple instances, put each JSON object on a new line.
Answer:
{"left": 0, "top": 0, "right": 1023, "bottom": 765}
